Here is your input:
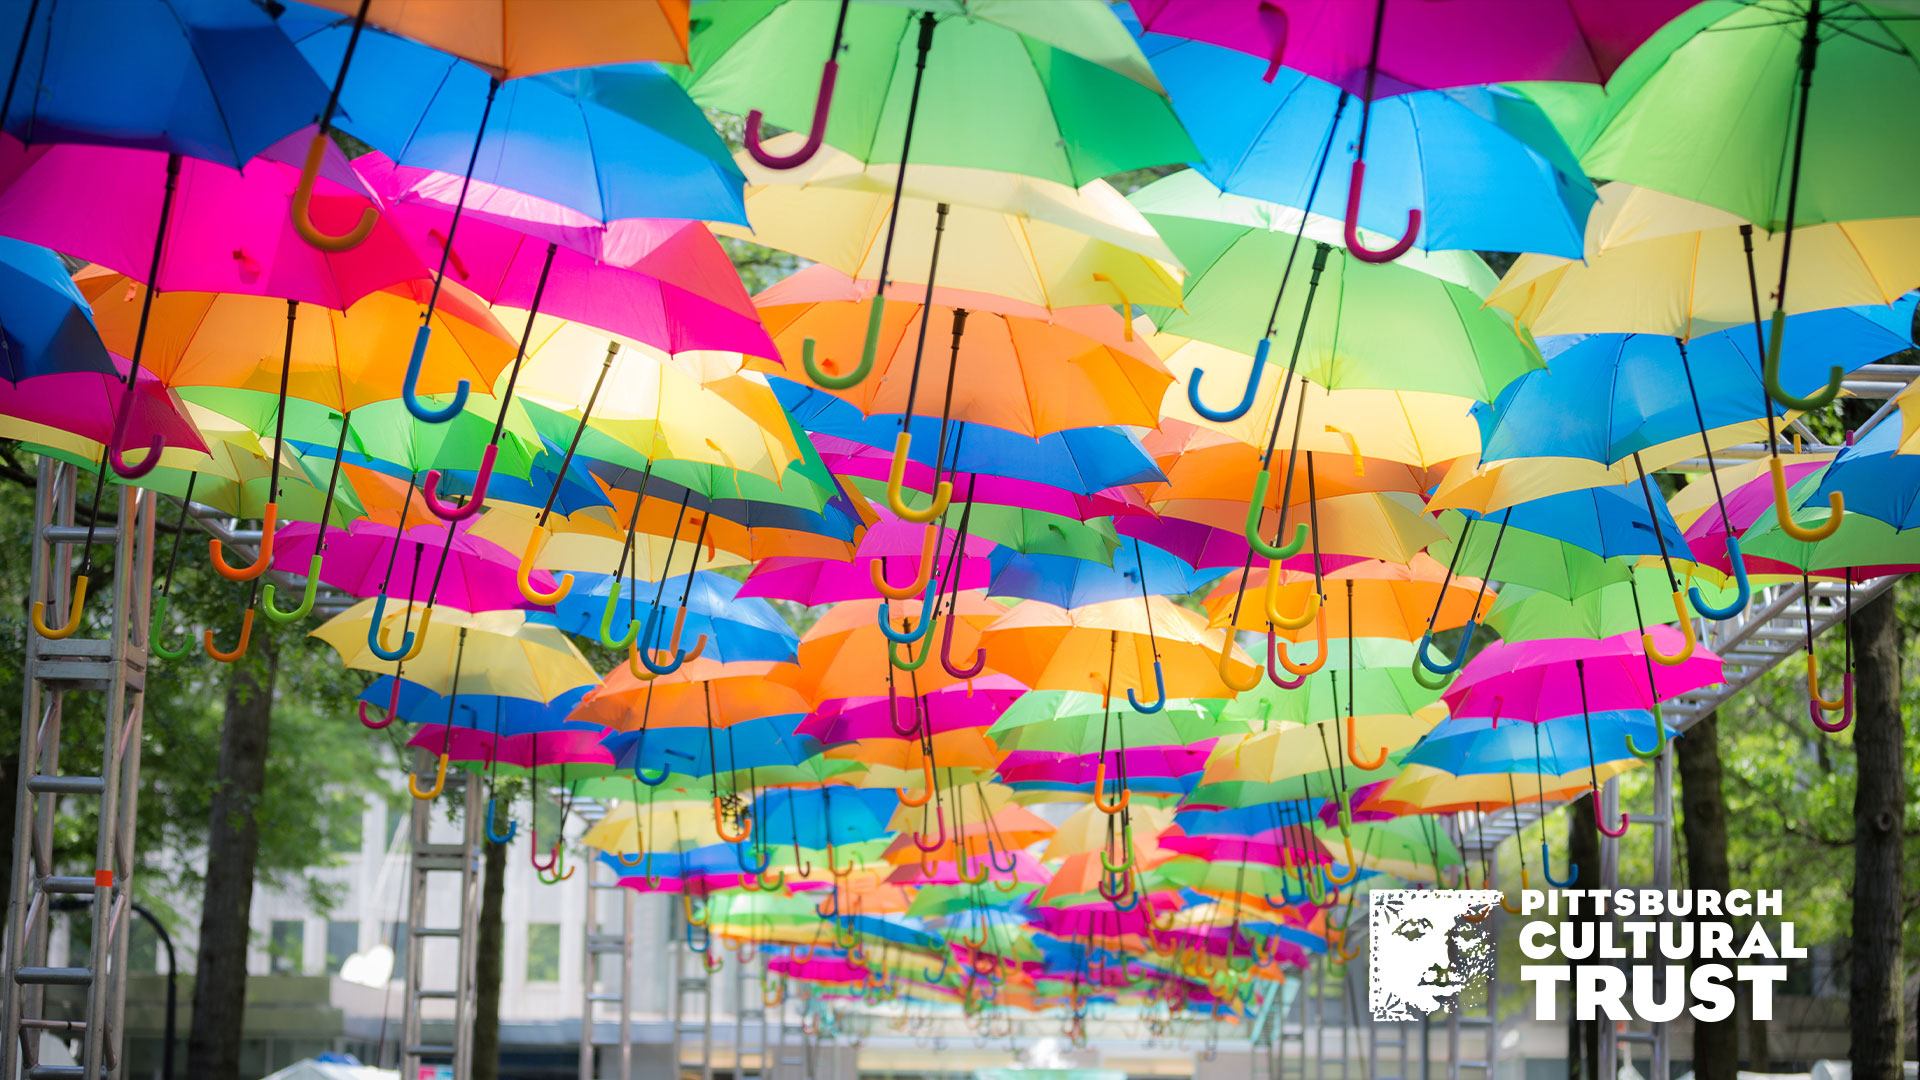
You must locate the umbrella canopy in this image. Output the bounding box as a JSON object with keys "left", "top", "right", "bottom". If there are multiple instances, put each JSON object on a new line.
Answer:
{"left": 313, "top": 602, "right": 599, "bottom": 701}
{"left": 296, "top": 0, "right": 692, "bottom": 75}
{"left": 1442, "top": 631, "right": 1724, "bottom": 722}
{"left": 0, "top": 237, "right": 114, "bottom": 380}
{"left": 982, "top": 597, "right": 1258, "bottom": 701}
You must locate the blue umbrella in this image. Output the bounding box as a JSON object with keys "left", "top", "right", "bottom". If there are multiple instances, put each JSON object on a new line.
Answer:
{"left": 751, "top": 788, "right": 900, "bottom": 850}
{"left": 359, "top": 677, "right": 595, "bottom": 736}
{"left": 604, "top": 715, "right": 817, "bottom": 780}
{"left": 1, "top": 0, "right": 329, "bottom": 167}
{"left": 1457, "top": 483, "right": 1693, "bottom": 563}
{"left": 1403, "top": 710, "right": 1671, "bottom": 777}
{"left": 987, "top": 540, "right": 1223, "bottom": 608}
{"left": 1812, "top": 420, "right": 1920, "bottom": 531}
{"left": 1479, "top": 301, "right": 1916, "bottom": 465}
{"left": 772, "top": 380, "right": 1164, "bottom": 495}
{"left": 534, "top": 571, "right": 799, "bottom": 664}
{"left": 1128, "top": 11, "right": 1594, "bottom": 258}
{"left": 0, "top": 237, "right": 115, "bottom": 380}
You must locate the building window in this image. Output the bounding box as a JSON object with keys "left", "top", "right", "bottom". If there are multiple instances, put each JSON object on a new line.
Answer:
{"left": 326, "top": 920, "right": 359, "bottom": 974}
{"left": 525, "top": 922, "right": 560, "bottom": 984}
{"left": 268, "top": 920, "right": 304, "bottom": 975}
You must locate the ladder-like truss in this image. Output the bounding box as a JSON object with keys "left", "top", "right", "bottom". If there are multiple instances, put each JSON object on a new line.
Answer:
{"left": 400, "top": 761, "right": 483, "bottom": 1080}
{"left": 580, "top": 854, "right": 635, "bottom": 1080}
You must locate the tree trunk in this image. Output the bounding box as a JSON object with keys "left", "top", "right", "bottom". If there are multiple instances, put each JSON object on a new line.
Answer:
{"left": 1567, "top": 799, "right": 1602, "bottom": 1080}
{"left": 1848, "top": 587, "right": 1905, "bottom": 1080}
{"left": 1676, "top": 710, "right": 1739, "bottom": 1080}
{"left": 185, "top": 631, "right": 281, "bottom": 1080}
{"left": 472, "top": 797, "right": 509, "bottom": 1080}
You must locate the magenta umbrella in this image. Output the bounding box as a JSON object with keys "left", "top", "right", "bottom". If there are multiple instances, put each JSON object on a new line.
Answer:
{"left": 0, "top": 361, "right": 205, "bottom": 453}
{"left": 798, "top": 677, "right": 1025, "bottom": 742}
{"left": 1119, "top": 513, "right": 1372, "bottom": 574}
{"left": 883, "top": 850, "right": 1051, "bottom": 888}
{"left": 354, "top": 154, "right": 775, "bottom": 358}
{"left": 1443, "top": 629, "right": 1723, "bottom": 722}
{"left": 271, "top": 519, "right": 556, "bottom": 613}
{"left": 0, "top": 129, "right": 423, "bottom": 309}
{"left": 406, "top": 725, "right": 614, "bottom": 769}
{"left": 740, "top": 509, "right": 995, "bottom": 604}
{"left": 1160, "top": 832, "right": 1330, "bottom": 868}
{"left": 1026, "top": 899, "right": 1179, "bottom": 939}
{"left": 1685, "top": 460, "right": 1919, "bottom": 581}
{"left": 998, "top": 745, "right": 1216, "bottom": 787}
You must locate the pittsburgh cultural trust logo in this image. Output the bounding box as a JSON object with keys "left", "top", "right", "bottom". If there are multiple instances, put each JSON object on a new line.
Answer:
{"left": 1368, "top": 889, "right": 1805, "bottom": 1023}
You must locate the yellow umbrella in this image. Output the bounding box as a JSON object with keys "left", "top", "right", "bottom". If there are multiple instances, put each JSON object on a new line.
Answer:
{"left": 1489, "top": 182, "right": 1920, "bottom": 338}
{"left": 1206, "top": 556, "right": 1492, "bottom": 641}
{"left": 581, "top": 795, "right": 729, "bottom": 856}
{"left": 312, "top": 602, "right": 597, "bottom": 702}
{"left": 718, "top": 135, "right": 1184, "bottom": 310}
{"left": 1152, "top": 491, "right": 1446, "bottom": 566}
{"left": 1896, "top": 380, "right": 1920, "bottom": 454}
{"left": 1043, "top": 803, "right": 1174, "bottom": 863}
{"left": 1199, "top": 705, "right": 1445, "bottom": 788}
{"left": 981, "top": 597, "right": 1258, "bottom": 704}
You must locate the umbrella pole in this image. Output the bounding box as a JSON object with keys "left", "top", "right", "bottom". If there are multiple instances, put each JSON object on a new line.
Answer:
{"left": 100, "top": 153, "right": 184, "bottom": 480}
{"left": 1580, "top": 660, "right": 1630, "bottom": 837}
{"left": 884, "top": 206, "right": 958, "bottom": 523}
{"left": 1343, "top": 0, "right": 1419, "bottom": 263}
{"left": 1673, "top": 338, "right": 1750, "bottom": 618}
{"left": 1245, "top": 247, "right": 1333, "bottom": 560}
{"left": 212, "top": 299, "right": 299, "bottom": 581}
{"left": 265, "top": 409, "right": 353, "bottom": 623}
{"left": 519, "top": 339, "right": 619, "bottom": 606}
{"left": 1762, "top": 1, "right": 1841, "bottom": 411}
{"left": 743, "top": 0, "right": 851, "bottom": 169}
{"left": 1739, "top": 225, "right": 1845, "bottom": 542}
{"left": 0, "top": 0, "right": 44, "bottom": 131}
{"left": 291, "top": 0, "right": 377, "bottom": 250}
{"left": 1631, "top": 453, "right": 1697, "bottom": 665}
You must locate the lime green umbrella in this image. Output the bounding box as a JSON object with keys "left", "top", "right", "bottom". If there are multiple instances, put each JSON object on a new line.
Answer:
{"left": 1223, "top": 639, "right": 1445, "bottom": 727}
{"left": 1428, "top": 509, "right": 1636, "bottom": 601}
{"left": 1134, "top": 170, "right": 1543, "bottom": 402}
{"left": 987, "top": 690, "right": 1228, "bottom": 755}
{"left": 1740, "top": 471, "right": 1920, "bottom": 572}
{"left": 1484, "top": 566, "right": 1728, "bottom": 643}
{"left": 1320, "top": 817, "right": 1464, "bottom": 882}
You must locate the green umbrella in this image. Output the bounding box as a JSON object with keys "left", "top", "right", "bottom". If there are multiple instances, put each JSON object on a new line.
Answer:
{"left": 1223, "top": 639, "right": 1445, "bottom": 727}
{"left": 1427, "top": 509, "right": 1635, "bottom": 601}
{"left": 1483, "top": 566, "right": 1729, "bottom": 643}
{"left": 988, "top": 690, "right": 1228, "bottom": 755}
{"left": 1740, "top": 470, "right": 1920, "bottom": 571}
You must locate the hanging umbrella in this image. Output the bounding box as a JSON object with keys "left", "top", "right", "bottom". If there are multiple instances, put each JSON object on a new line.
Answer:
{"left": 570, "top": 658, "right": 810, "bottom": 733}
{"left": 1405, "top": 710, "right": 1673, "bottom": 776}
{"left": 1483, "top": 567, "right": 1727, "bottom": 644}
{"left": 987, "top": 540, "right": 1222, "bottom": 609}
{"left": 988, "top": 692, "right": 1225, "bottom": 757}
{"left": 1809, "top": 421, "right": 1920, "bottom": 531}
{"left": 0, "top": 362, "right": 202, "bottom": 453}
{"left": 296, "top": 0, "right": 692, "bottom": 75}
{"left": 741, "top": 510, "right": 994, "bottom": 605}
{"left": 982, "top": 597, "right": 1258, "bottom": 703}
{"left": 314, "top": 602, "right": 599, "bottom": 701}
{"left": 789, "top": 594, "right": 1007, "bottom": 705}
{"left": 0, "top": 237, "right": 115, "bottom": 380}
{"left": 538, "top": 572, "right": 798, "bottom": 664}
{"left": 1442, "top": 631, "right": 1723, "bottom": 723}
{"left": 359, "top": 676, "right": 593, "bottom": 735}
{"left": 269, "top": 519, "right": 550, "bottom": 612}
{"left": 1207, "top": 557, "right": 1490, "bottom": 642}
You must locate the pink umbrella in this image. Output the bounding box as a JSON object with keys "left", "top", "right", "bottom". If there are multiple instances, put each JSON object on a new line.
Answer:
{"left": 1160, "top": 832, "right": 1329, "bottom": 868}
{"left": 798, "top": 677, "right": 1025, "bottom": 742}
{"left": 769, "top": 957, "right": 868, "bottom": 984}
{"left": 1026, "top": 899, "right": 1179, "bottom": 940}
{"left": 0, "top": 360, "right": 205, "bottom": 452}
{"left": 1119, "top": 512, "right": 1371, "bottom": 574}
{"left": 407, "top": 725, "right": 614, "bottom": 769}
{"left": 271, "top": 519, "right": 555, "bottom": 613}
{"left": 1686, "top": 461, "right": 1920, "bottom": 581}
{"left": 354, "top": 154, "right": 776, "bottom": 358}
{"left": 1444, "top": 629, "right": 1722, "bottom": 722}
{"left": 0, "top": 129, "right": 423, "bottom": 309}
{"left": 739, "top": 508, "right": 994, "bottom": 604}
{"left": 883, "top": 850, "right": 1051, "bottom": 887}
{"left": 998, "top": 745, "right": 1216, "bottom": 787}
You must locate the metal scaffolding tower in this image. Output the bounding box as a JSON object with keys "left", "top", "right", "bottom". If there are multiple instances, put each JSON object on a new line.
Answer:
{"left": 1597, "top": 751, "right": 1674, "bottom": 1080}
{"left": 2, "top": 460, "right": 156, "bottom": 1080}
{"left": 580, "top": 854, "right": 635, "bottom": 1080}
{"left": 400, "top": 761, "right": 483, "bottom": 1080}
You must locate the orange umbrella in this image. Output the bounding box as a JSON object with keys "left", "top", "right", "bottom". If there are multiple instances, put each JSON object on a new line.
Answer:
{"left": 75, "top": 269, "right": 515, "bottom": 413}
{"left": 1206, "top": 556, "right": 1494, "bottom": 641}
{"left": 570, "top": 658, "right": 808, "bottom": 732}
{"left": 301, "top": 0, "right": 690, "bottom": 75}
{"left": 981, "top": 597, "right": 1258, "bottom": 709}
{"left": 789, "top": 593, "right": 1006, "bottom": 705}
{"left": 1143, "top": 420, "right": 1445, "bottom": 502}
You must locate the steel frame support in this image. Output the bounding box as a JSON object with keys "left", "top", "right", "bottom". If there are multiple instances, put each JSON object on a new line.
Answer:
{"left": 580, "top": 856, "right": 634, "bottom": 1080}
{"left": 400, "top": 761, "right": 482, "bottom": 1080}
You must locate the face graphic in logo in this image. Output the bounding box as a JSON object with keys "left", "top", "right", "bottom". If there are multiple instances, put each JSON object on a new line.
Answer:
{"left": 1368, "top": 890, "right": 1499, "bottom": 1021}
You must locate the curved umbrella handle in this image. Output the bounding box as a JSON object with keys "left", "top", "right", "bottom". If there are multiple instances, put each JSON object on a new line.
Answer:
{"left": 1689, "top": 535, "right": 1749, "bottom": 620}
{"left": 1414, "top": 620, "right": 1475, "bottom": 675}
{"left": 602, "top": 590, "right": 646, "bottom": 652}
{"left": 365, "top": 594, "right": 413, "bottom": 661}
{"left": 1244, "top": 469, "right": 1308, "bottom": 559}
{"left": 210, "top": 502, "right": 279, "bottom": 581}
{"left": 517, "top": 531, "right": 573, "bottom": 606}
{"left": 924, "top": 950, "right": 952, "bottom": 984}
{"left": 204, "top": 609, "right": 256, "bottom": 663}
{"left": 1762, "top": 308, "right": 1841, "bottom": 411}
{"left": 1275, "top": 608, "right": 1328, "bottom": 677}
{"left": 1768, "top": 454, "right": 1844, "bottom": 541}
{"left": 408, "top": 752, "right": 449, "bottom": 801}
{"left": 1126, "top": 657, "right": 1167, "bottom": 715}
{"left": 1188, "top": 337, "right": 1267, "bottom": 423}
{"left": 107, "top": 393, "right": 164, "bottom": 479}
{"left": 744, "top": 59, "right": 839, "bottom": 169}
{"left": 814, "top": 889, "right": 839, "bottom": 919}
{"left": 957, "top": 850, "right": 989, "bottom": 885}
{"left": 1594, "top": 789, "right": 1631, "bottom": 838}
{"left": 485, "top": 798, "right": 519, "bottom": 845}
{"left": 262, "top": 552, "right": 322, "bottom": 624}
{"left": 1540, "top": 842, "right": 1578, "bottom": 888}
{"left": 359, "top": 678, "right": 403, "bottom": 730}
{"left": 1267, "top": 628, "right": 1307, "bottom": 689}
{"left": 33, "top": 574, "right": 90, "bottom": 641}
{"left": 888, "top": 631, "right": 935, "bottom": 672}
{"left": 803, "top": 295, "right": 885, "bottom": 390}
{"left": 897, "top": 754, "right": 934, "bottom": 808}
{"left": 536, "top": 845, "right": 575, "bottom": 885}
{"left": 987, "top": 836, "right": 1017, "bottom": 874}
{"left": 422, "top": 444, "right": 496, "bottom": 521}
{"left": 1345, "top": 714, "right": 1388, "bottom": 770}
{"left": 886, "top": 432, "right": 952, "bottom": 524}
{"left": 1323, "top": 834, "right": 1359, "bottom": 886}
{"left": 149, "top": 591, "right": 191, "bottom": 660}
{"left": 1099, "top": 844, "right": 1134, "bottom": 876}
{"left": 614, "top": 850, "right": 644, "bottom": 868}
{"left": 870, "top": 523, "right": 939, "bottom": 600}
{"left": 939, "top": 605, "right": 986, "bottom": 679}
{"left": 756, "top": 866, "right": 786, "bottom": 892}
{"left": 1809, "top": 669, "right": 1854, "bottom": 733}
{"left": 682, "top": 892, "right": 710, "bottom": 928}
{"left": 1408, "top": 651, "right": 1453, "bottom": 691}
{"left": 911, "top": 805, "right": 947, "bottom": 852}
{"left": 1216, "top": 631, "right": 1259, "bottom": 692}
{"left": 634, "top": 759, "right": 672, "bottom": 787}
{"left": 1643, "top": 591, "right": 1696, "bottom": 666}
{"left": 888, "top": 679, "right": 922, "bottom": 737}
{"left": 736, "top": 840, "right": 773, "bottom": 875}
{"left": 714, "top": 797, "right": 752, "bottom": 844}
{"left": 290, "top": 131, "right": 375, "bottom": 251}
{"left": 1263, "top": 567, "right": 1319, "bottom": 630}
{"left": 1626, "top": 700, "right": 1668, "bottom": 761}
{"left": 878, "top": 578, "right": 939, "bottom": 644}
{"left": 402, "top": 324, "right": 468, "bottom": 423}
{"left": 1092, "top": 759, "right": 1130, "bottom": 815}
{"left": 1807, "top": 653, "right": 1847, "bottom": 712}
{"left": 638, "top": 607, "right": 706, "bottom": 675}
{"left": 1091, "top": 273, "right": 1133, "bottom": 341}
{"left": 1342, "top": 160, "right": 1420, "bottom": 264}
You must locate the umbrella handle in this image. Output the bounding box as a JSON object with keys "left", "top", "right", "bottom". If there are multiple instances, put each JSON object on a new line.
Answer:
{"left": 683, "top": 892, "right": 710, "bottom": 928}
{"left": 402, "top": 324, "right": 469, "bottom": 423}
{"left": 262, "top": 552, "right": 322, "bottom": 624}
{"left": 422, "top": 444, "right": 496, "bottom": 521}
{"left": 815, "top": 889, "right": 839, "bottom": 919}
{"left": 888, "top": 678, "right": 922, "bottom": 737}
{"left": 1594, "top": 788, "right": 1631, "bottom": 838}
{"left": 1500, "top": 866, "right": 1527, "bottom": 914}
{"left": 886, "top": 432, "right": 952, "bottom": 524}
{"left": 957, "top": 849, "right": 989, "bottom": 885}
{"left": 203, "top": 608, "right": 255, "bottom": 664}
{"left": 878, "top": 578, "right": 939, "bottom": 644}
{"left": 869, "top": 524, "right": 939, "bottom": 600}
{"left": 638, "top": 605, "right": 705, "bottom": 674}
{"left": 1807, "top": 652, "right": 1847, "bottom": 712}
{"left": 1768, "top": 454, "right": 1844, "bottom": 541}
{"left": 290, "top": 131, "right": 376, "bottom": 251}
{"left": 1110, "top": 883, "right": 1141, "bottom": 913}
{"left": 925, "top": 950, "right": 951, "bottom": 984}
{"left": 763, "top": 975, "right": 787, "bottom": 1008}
{"left": 635, "top": 759, "right": 672, "bottom": 787}
{"left": 1642, "top": 592, "right": 1696, "bottom": 666}
{"left": 1345, "top": 715, "right": 1388, "bottom": 770}
{"left": 939, "top": 607, "right": 986, "bottom": 680}
{"left": 408, "top": 752, "right": 449, "bottom": 801}
{"left": 897, "top": 753, "right": 935, "bottom": 808}
{"left": 149, "top": 591, "right": 191, "bottom": 660}
{"left": 1324, "top": 425, "right": 1364, "bottom": 475}
{"left": 613, "top": 850, "right": 644, "bottom": 868}
{"left": 365, "top": 594, "right": 414, "bottom": 661}
{"left": 1189, "top": 337, "right": 1267, "bottom": 423}
{"left": 1263, "top": 566, "right": 1319, "bottom": 630}
{"left": 1277, "top": 863, "right": 1308, "bottom": 907}
{"left": 1096, "top": 866, "right": 1132, "bottom": 903}
{"left": 358, "top": 679, "right": 402, "bottom": 730}
{"left": 744, "top": 58, "right": 839, "bottom": 169}
{"left": 1126, "top": 656, "right": 1167, "bottom": 715}
{"left": 32, "top": 574, "right": 90, "bottom": 641}
{"left": 756, "top": 866, "right": 786, "bottom": 892}
{"left": 599, "top": 589, "right": 642, "bottom": 650}
{"left": 1091, "top": 273, "right": 1133, "bottom": 341}
{"left": 802, "top": 295, "right": 884, "bottom": 389}
{"left": 1266, "top": 627, "right": 1307, "bottom": 689}
{"left": 715, "top": 797, "right": 753, "bottom": 844}
{"left": 912, "top": 805, "right": 947, "bottom": 852}
{"left": 1540, "top": 842, "right": 1578, "bottom": 888}
{"left": 1216, "top": 632, "right": 1259, "bottom": 692}
{"left": 1408, "top": 651, "right": 1453, "bottom": 690}
{"left": 517, "top": 531, "right": 573, "bottom": 605}
{"left": 536, "top": 845, "right": 575, "bottom": 885}
{"left": 1323, "top": 834, "right": 1358, "bottom": 886}
{"left": 1342, "top": 160, "right": 1420, "bottom": 264}
{"left": 888, "top": 632, "right": 935, "bottom": 671}
{"left": 209, "top": 502, "right": 278, "bottom": 581}
{"left": 485, "top": 799, "right": 519, "bottom": 845}
{"left": 987, "top": 836, "right": 1016, "bottom": 874}
{"left": 626, "top": 639, "right": 660, "bottom": 682}
{"left": 1092, "top": 760, "right": 1130, "bottom": 815}
{"left": 1275, "top": 608, "right": 1328, "bottom": 677}
{"left": 1809, "top": 669, "right": 1854, "bottom": 733}
{"left": 1099, "top": 844, "right": 1134, "bottom": 876}
{"left": 1689, "top": 535, "right": 1749, "bottom": 619}
{"left": 1762, "top": 308, "right": 1842, "bottom": 411}
{"left": 1244, "top": 469, "right": 1309, "bottom": 559}
{"left": 736, "top": 840, "right": 772, "bottom": 875}
{"left": 1414, "top": 620, "right": 1475, "bottom": 674}
{"left": 1626, "top": 699, "right": 1668, "bottom": 761}
{"left": 106, "top": 392, "right": 164, "bottom": 480}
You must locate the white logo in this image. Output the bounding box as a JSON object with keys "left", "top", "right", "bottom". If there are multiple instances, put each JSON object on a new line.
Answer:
{"left": 1367, "top": 890, "right": 1499, "bottom": 1021}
